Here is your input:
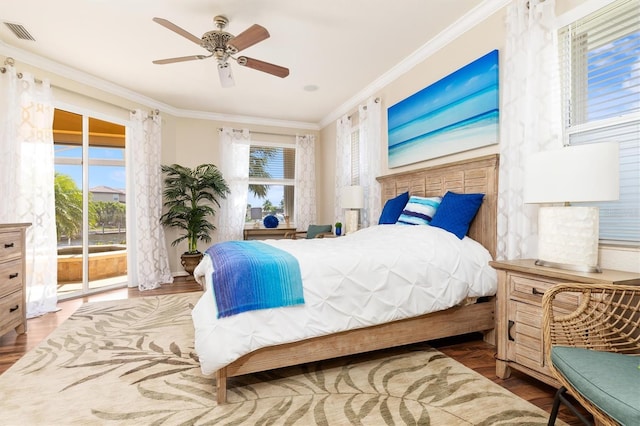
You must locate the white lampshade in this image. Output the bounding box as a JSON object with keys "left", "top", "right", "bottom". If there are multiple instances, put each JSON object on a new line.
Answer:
{"left": 524, "top": 142, "right": 620, "bottom": 273}
{"left": 341, "top": 186, "right": 364, "bottom": 209}
{"left": 524, "top": 142, "right": 619, "bottom": 204}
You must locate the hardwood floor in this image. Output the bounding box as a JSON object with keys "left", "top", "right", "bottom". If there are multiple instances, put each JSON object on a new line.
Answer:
{"left": 0, "top": 278, "right": 589, "bottom": 425}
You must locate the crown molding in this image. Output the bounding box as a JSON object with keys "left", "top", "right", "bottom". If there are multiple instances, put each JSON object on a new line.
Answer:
{"left": 318, "top": 0, "right": 511, "bottom": 129}
{"left": 170, "top": 107, "right": 320, "bottom": 130}
{"left": 1, "top": 0, "right": 507, "bottom": 132}
{"left": 0, "top": 40, "right": 319, "bottom": 131}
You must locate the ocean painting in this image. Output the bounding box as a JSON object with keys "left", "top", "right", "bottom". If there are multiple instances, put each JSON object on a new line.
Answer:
{"left": 387, "top": 50, "right": 499, "bottom": 168}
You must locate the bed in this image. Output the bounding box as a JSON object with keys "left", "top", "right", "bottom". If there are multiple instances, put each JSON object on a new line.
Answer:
{"left": 193, "top": 154, "right": 499, "bottom": 404}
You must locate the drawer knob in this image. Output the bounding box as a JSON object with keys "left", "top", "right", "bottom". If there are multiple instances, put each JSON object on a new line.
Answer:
{"left": 4, "top": 242, "right": 14, "bottom": 248}
{"left": 531, "top": 288, "right": 545, "bottom": 296}
{"left": 508, "top": 320, "right": 515, "bottom": 341}
{"left": 9, "top": 305, "right": 19, "bottom": 313}
{"left": 9, "top": 272, "right": 19, "bottom": 279}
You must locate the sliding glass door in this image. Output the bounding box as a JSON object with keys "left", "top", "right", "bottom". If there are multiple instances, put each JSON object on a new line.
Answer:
{"left": 53, "top": 108, "right": 128, "bottom": 299}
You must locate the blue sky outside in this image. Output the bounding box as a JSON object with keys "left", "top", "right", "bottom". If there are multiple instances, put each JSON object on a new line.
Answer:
{"left": 586, "top": 31, "right": 639, "bottom": 121}
{"left": 54, "top": 145, "right": 125, "bottom": 190}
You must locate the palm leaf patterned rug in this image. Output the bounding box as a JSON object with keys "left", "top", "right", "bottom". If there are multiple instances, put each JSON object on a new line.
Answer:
{"left": 0, "top": 293, "right": 563, "bottom": 425}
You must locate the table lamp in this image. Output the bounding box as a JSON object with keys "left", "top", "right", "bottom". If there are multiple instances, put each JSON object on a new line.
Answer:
{"left": 341, "top": 185, "right": 364, "bottom": 235}
{"left": 250, "top": 207, "right": 262, "bottom": 229}
{"left": 524, "top": 142, "right": 619, "bottom": 273}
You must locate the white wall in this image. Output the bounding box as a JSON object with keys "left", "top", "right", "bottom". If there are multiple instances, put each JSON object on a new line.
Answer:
{"left": 317, "top": 2, "right": 639, "bottom": 273}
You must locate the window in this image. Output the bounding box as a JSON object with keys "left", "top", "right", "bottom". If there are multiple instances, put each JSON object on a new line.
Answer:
{"left": 558, "top": 0, "right": 640, "bottom": 243}
{"left": 53, "top": 108, "right": 128, "bottom": 298}
{"left": 247, "top": 142, "right": 296, "bottom": 224}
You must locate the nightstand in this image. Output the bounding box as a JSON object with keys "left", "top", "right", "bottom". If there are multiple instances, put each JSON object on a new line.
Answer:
{"left": 490, "top": 259, "right": 640, "bottom": 387}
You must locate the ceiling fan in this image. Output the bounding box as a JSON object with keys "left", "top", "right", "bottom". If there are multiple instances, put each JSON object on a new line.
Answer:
{"left": 152, "top": 15, "right": 289, "bottom": 87}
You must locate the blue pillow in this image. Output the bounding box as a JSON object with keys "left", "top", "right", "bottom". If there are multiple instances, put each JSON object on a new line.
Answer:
{"left": 397, "top": 196, "right": 442, "bottom": 226}
{"left": 378, "top": 191, "right": 410, "bottom": 224}
{"left": 430, "top": 191, "right": 484, "bottom": 239}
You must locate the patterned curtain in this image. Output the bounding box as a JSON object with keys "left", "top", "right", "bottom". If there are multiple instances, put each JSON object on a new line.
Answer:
{"left": 334, "top": 115, "right": 352, "bottom": 223}
{"left": 294, "top": 134, "right": 317, "bottom": 231}
{"left": 497, "top": 0, "right": 562, "bottom": 260}
{"left": 217, "top": 128, "right": 250, "bottom": 242}
{"left": 0, "top": 67, "right": 58, "bottom": 317}
{"left": 358, "top": 97, "right": 382, "bottom": 227}
{"left": 129, "top": 109, "right": 173, "bottom": 291}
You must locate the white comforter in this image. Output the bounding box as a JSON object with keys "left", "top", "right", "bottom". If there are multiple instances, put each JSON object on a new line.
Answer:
{"left": 192, "top": 224, "right": 497, "bottom": 375}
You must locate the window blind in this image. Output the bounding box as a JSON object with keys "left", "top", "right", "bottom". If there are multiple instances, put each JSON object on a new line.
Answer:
{"left": 249, "top": 145, "right": 295, "bottom": 184}
{"left": 350, "top": 128, "right": 360, "bottom": 185}
{"left": 558, "top": 0, "right": 640, "bottom": 243}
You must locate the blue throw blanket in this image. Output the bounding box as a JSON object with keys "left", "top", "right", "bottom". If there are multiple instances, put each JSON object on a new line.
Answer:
{"left": 206, "top": 241, "right": 305, "bottom": 318}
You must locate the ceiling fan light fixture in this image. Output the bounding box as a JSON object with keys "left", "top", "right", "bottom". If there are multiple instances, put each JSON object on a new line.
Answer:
{"left": 217, "top": 62, "right": 235, "bottom": 88}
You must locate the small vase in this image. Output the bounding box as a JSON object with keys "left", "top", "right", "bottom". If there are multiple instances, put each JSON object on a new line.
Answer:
{"left": 335, "top": 227, "right": 342, "bottom": 236}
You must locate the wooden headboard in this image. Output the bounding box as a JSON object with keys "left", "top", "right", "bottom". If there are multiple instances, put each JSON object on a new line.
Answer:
{"left": 376, "top": 154, "right": 499, "bottom": 258}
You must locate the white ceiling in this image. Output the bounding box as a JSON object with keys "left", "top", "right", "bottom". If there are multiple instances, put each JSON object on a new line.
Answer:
{"left": 0, "top": 0, "right": 497, "bottom": 127}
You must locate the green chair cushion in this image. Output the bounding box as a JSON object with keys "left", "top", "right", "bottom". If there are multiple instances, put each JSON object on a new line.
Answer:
{"left": 306, "top": 224, "right": 332, "bottom": 239}
{"left": 551, "top": 346, "right": 640, "bottom": 426}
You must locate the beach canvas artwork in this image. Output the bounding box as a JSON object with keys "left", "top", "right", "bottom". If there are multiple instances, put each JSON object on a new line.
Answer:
{"left": 387, "top": 50, "right": 499, "bottom": 168}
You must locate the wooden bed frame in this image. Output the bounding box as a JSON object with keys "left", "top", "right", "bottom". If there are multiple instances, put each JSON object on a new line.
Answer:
{"left": 215, "top": 154, "right": 499, "bottom": 404}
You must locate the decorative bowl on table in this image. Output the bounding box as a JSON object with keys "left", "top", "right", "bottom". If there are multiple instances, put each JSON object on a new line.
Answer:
{"left": 263, "top": 214, "right": 279, "bottom": 229}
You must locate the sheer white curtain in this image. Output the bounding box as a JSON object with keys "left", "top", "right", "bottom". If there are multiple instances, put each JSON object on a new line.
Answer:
{"left": 358, "top": 97, "right": 382, "bottom": 227}
{"left": 0, "top": 68, "right": 58, "bottom": 317}
{"left": 294, "top": 134, "right": 317, "bottom": 231}
{"left": 497, "top": 0, "right": 562, "bottom": 260}
{"left": 128, "top": 109, "right": 173, "bottom": 291}
{"left": 334, "top": 115, "right": 352, "bottom": 223}
{"left": 217, "top": 128, "right": 250, "bottom": 242}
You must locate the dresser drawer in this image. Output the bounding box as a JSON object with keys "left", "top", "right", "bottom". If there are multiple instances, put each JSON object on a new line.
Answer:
{"left": 0, "top": 258, "right": 23, "bottom": 298}
{"left": 509, "top": 274, "right": 580, "bottom": 307}
{"left": 0, "top": 231, "right": 22, "bottom": 262}
{"left": 0, "top": 290, "right": 23, "bottom": 332}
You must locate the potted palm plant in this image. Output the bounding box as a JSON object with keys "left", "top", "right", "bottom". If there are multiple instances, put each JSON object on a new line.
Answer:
{"left": 160, "top": 163, "right": 230, "bottom": 274}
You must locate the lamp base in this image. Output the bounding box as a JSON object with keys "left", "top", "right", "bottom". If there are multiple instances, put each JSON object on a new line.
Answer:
{"left": 534, "top": 259, "right": 602, "bottom": 274}
{"left": 345, "top": 210, "right": 359, "bottom": 235}
{"left": 537, "top": 206, "right": 600, "bottom": 271}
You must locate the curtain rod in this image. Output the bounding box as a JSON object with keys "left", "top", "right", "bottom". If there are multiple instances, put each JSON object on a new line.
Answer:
{"left": 218, "top": 128, "right": 300, "bottom": 138}
{"left": 1, "top": 57, "right": 157, "bottom": 117}
{"left": 348, "top": 97, "right": 381, "bottom": 120}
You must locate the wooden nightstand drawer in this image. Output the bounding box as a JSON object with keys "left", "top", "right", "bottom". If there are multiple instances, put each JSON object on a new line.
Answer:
{"left": 0, "top": 290, "right": 23, "bottom": 332}
{"left": 0, "top": 231, "right": 22, "bottom": 262}
{"left": 510, "top": 274, "right": 580, "bottom": 307}
{"left": 0, "top": 259, "right": 23, "bottom": 298}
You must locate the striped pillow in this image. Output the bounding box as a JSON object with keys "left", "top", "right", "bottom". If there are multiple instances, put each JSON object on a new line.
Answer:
{"left": 396, "top": 196, "right": 442, "bottom": 225}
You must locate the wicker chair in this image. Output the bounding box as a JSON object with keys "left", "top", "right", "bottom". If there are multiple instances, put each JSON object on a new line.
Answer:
{"left": 542, "top": 283, "right": 640, "bottom": 426}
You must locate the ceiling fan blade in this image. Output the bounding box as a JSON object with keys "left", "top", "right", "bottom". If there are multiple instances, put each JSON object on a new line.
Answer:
{"left": 153, "top": 17, "right": 202, "bottom": 45}
{"left": 227, "top": 24, "right": 270, "bottom": 53}
{"left": 152, "top": 55, "right": 207, "bottom": 65}
{"left": 237, "top": 56, "right": 290, "bottom": 78}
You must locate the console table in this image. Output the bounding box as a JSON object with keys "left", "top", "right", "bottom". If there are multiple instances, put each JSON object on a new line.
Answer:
{"left": 243, "top": 226, "right": 296, "bottom": 240}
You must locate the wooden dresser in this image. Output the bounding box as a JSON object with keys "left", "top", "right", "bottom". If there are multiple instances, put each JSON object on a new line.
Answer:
{"left": 490, "top": 259, "right": 640, "bottom": 387}
{"left": 0, "top": 223, "right": 30, "bottom": 337}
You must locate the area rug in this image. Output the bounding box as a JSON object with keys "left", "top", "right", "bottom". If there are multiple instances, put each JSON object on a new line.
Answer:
{"left": 0, "top": 293, "right": 563, "bottom": 425}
